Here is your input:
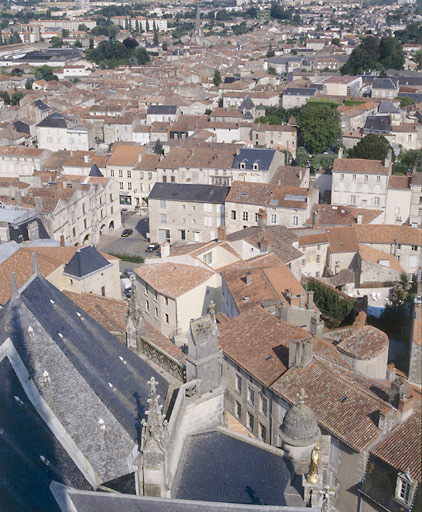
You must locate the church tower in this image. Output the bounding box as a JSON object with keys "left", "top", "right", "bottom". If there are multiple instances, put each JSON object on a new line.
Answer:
{"left": 192, "top": 0, "right": 204, "bottom": 45}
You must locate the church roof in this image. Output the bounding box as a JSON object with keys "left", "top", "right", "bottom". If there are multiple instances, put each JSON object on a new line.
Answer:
{"left": 63, "top": 245, "right": 111, "bottom": 278}
{"left": 0, "top": 274, "right": 169, "bottom": 487}
{"left": 173, "top": 430, "right": 305, "bottom": 507}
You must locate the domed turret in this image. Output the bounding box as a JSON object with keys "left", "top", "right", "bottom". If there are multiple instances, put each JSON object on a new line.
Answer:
{"left": 279, "top": 389, "right": 320, "bottom": 465}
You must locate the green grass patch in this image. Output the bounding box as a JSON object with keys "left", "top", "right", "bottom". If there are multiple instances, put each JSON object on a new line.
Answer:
{"left": 109, "top": 252, "right": 144, "bottom": 264}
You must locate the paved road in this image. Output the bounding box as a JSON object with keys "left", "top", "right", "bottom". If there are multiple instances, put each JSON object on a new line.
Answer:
{"left": 97, "top": 213, "right": 157, "bottom": 271}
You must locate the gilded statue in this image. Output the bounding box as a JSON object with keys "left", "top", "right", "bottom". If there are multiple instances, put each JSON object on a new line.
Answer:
{"left": 307, "top": 444, "right": 320, "bottom": 484}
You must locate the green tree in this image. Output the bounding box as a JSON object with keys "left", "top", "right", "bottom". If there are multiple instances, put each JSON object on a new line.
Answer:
{"left": 218, "top": 96, "right": 223, "bottom": 107}
{"left": 266, "top": 43, "right": 275, "bottom": 58}
{"left": 348, "top": 134, "right": 390, "bottom": 161}
{"left": 123, "top": 37, "right": 139, "bottom": 49}
{"left": 399, "top": 96, "right": 415, "bottom": 108}
{"left": 213, "top": 68, "right": 222, "bottom": 87}
{"left": 153, "top": 30, "right": 159, "bottom": 46}
{"left": 154, "top": 139, "right": 164, "bottom": 155}
{"left": 107, "top": 24, "right": 120, "bottom": 39}
{"left": 162, "top": 41, "right": 168, "bottom": 51}
{"left": 79, "top": 24, "right": 90, "bottom": 32}
{"left": 297, "top": 105, "right": 341, "bottom": 154}
{"left": 74, "top": 40, "right": 82, "bottom": 48}
{"left": 133, "top": 46, "right": 151, "bottom": 65}
{"left": 50, "top": 36, "right": 63, "bottom": 48}
{"left": 379, "top": 36, "right": 405, "bottom": 70}
{"left": 331, "top": 38, "right": 341, "bottom": 47}
{"left": 267, "top": 65, "right": 277, "bottom": 75}
{"left": 0, "top": 91, "right": 11, "bottom": 105}
{"left": 61, "top": 29, "right": 69, "bottom": 38}
{"left": 295, "top": 147, "right": 310, "bottom": 167}
{"left": 89, "top": 38, "right": 94, "bottom": 49}
{"left": 11, "top": 91, "right": 24, "bottom": 106}
{"left": 25, "top": 78, "right": 33, "bottom": 89}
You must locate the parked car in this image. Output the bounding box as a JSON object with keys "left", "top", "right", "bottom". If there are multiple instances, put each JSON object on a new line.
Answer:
{"left": 121, "top": 228, "right": 133, "bottom": 237}
{"left": 146, "top": 243, "right": 160, "bottom": 252}
{"left": 123, "top": 268, "right": 135, "bottom": 278}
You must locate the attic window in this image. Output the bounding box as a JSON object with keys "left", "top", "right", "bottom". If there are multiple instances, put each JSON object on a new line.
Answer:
{"left": 242, "top": 192, "right": 247, "bottom": 196}
{"left": 252, "top": 163, "right": 259, "bottom": 170}
{"left": 264, "top": 355, "right": 272, "bottom": 361}
{"left": 240, "top": 162, "right": 246, "bottom": 169}
{"left": 339, "top": 395, "right": 348, "bottom": 402}
{"left": 243, "top": 297, "right": 249, "bottom": 302}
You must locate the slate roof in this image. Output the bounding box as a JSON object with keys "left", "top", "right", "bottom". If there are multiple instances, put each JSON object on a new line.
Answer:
{"left": 0, "top": 357, "right": 92, "bottom": 512}
{"left": 378, "top": 101, "right": 400, "bottom": 114}
{"left": 147, "top": 105, "right": 178, "bottom": 115}
{"left": 283, "top": 87, "right": 316, "bottom": 97}
{"left": 373, "top": 78, "right": 397, "bottom": 90}
{"left": 232, "top": 148, "right": 276, "bottom": 171}
{"left": 88, "top": 162, "right": 104, "bottom": 177}
{"left": 173, "top": 430, "right": 305, "bottom": 507}
{"left": 35, "top": 99, "right": 51, "bottom": 111}
{"left": 37, "top": 112, "right": 71, "bottom": 129}
{"left": 149, "top": 183, "right": 230, "bottom": 204}
{"left": 51, "top": 483, "right": 317, "bottom": 511}
{"left": 363, "top": 115, "right": 392, "bottom": 133}
{"left": 0, "top": 275, "right": 169, "bottom": 482}
{"left": 63, "top": 246, "right": 111, "bottom": 278}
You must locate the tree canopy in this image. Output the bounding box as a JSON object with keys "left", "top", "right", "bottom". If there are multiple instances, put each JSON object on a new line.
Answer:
{"left": 347, "top": 134, "right": 390, "bottom": 161}
{"left": 341, "top": 36, "right": 404, "bottom": 75}
{"left": 297, "top": 105, "right": 341, "bottom": 154}
{"left": 213, "top": 69, "right": 222, "bottom": 87}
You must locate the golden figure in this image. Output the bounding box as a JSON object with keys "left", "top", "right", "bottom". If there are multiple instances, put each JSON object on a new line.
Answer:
{"left": 307, "top": 444, "right": 320, "bottom": 484}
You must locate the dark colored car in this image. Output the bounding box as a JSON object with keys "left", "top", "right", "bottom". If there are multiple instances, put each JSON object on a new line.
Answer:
{"left": 121, "top": 228, "right": 133, "bottom": 237}
{"left": 146, "top": 243, "right": 160, "bottom": 252}
{"left": 123, "top": 268, "right": 135, "bottom": 278}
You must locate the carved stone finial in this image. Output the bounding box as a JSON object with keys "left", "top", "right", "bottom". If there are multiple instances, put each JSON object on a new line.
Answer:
{"left": 297, "top": 388, "right": 307, "bottom": 407}
{"left": 141, "top": 376, "right": 168, "bottom": 452}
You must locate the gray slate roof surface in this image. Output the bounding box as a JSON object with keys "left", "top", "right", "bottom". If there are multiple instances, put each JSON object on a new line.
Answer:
{"left": 149, "top": 183, "right": 230, "bottom": 203}
{"left": 363, "top": 115, "right": 392, "bottom": 133}
{"left": 232, "top": 148, "right": 276, "bottom": 171}
{"left": 147, "top": 105, "right": 178, "bottom": 115}
{"left": 53, "top": 484, "right": 319, "bottom": 512}
{"left": 63, "top": 246, "right": 111, "bottom": 278}
{"left": 173, "top": 431, "right": 304, "bottom": 507}
{"left": 89, "top": 162, "right": 104, "bottom": 177}
{"left": 0, "top": 357, "right": 92, "bottom": 512}
{"left": 0, "top": 276, "right": 169, "bottom": 481}
{"left": 37, "top": 112, "right": 70, "bottom": 129}
{"left": 284, "top": 88, "right": 316, "bottom": 97}
{"left": 373, "top": 78, "right": 397, "bottom": 90}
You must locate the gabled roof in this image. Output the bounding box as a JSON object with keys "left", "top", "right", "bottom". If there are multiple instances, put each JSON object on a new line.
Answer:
{"left": 63, "top": 246, "right": 111, "bottom": 278}
{"left": 373, "top": 78, "right": 397, "bottom": 90}
{"left": 231, "top": 148, "right": 276, "bottom": 171}
{"left": 36, "top": 112, "right": 71, "bottom": 129}
{"left": 363, "top": 115, "right": 392, "bottom": 133}
{"left": 147, "top": 105, "right": 178, "bottom": 115}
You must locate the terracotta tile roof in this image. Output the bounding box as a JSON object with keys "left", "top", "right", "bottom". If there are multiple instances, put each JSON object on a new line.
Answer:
{"left": 271, "top": 359, "right": 393, "bottom": 452}
{"left": 388, "top": 175, "right": 411, "bottom": 189}
{"left": 145, "top": 321, "right": 186, "bottom": 365}
{"left": 358, "top": 244, "right": 403, "bottom": 272}
{"left": 305, "top": 204, "right": 383, "bottom": 228}
{"left": 63, "top": 290, "right": 127, "bottom": 335}
{"left": 354, "top": 224, "right": 422, "bottom": 246}
{"left": 107, "top": 144, "right": 144, "bottom": 167}
{"left": 271, "top": 166, "right": 307, "bottom": 187}
{"left": 326, "top": 226, "right": 359, "bottom": 253}
{"left": 298, "top": 232, "right": 329, "bottom": 247}
{"left": 337, "top": 325, "right": 389, "bottom": 360}
{"left": 135, "top": 263, "right": 214, "bottom": 299}
{"left": 371, "top": 413, "right": 421, "bottom": 481}
{"left": 0, "top": 146, "right": 46, "bottom": 157}
{"left": 133, "top": 154, "right": 161, "bottom": 171}
{"left": 333, "top": 158, "right": 390, "bottom": 175}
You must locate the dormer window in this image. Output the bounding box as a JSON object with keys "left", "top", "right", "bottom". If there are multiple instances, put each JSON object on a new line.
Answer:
{"left": 252, "top": 162, "right": 259, "bottom": 170}
{"left": 240, "top": 162, "right": 246, "bottom": 170}
{"left": 395, "top": 470, "right": 416, "bottom": 506}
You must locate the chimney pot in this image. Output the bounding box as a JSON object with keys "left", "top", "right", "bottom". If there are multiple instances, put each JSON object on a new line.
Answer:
{"left": 246, "top": 271, "right": 252, "bottom": 285}
{"left": 60, "top": 234, "right": 65, "bottom": 247}
{"left": 161, "top": 241, "right": 170, "bottom": 262}
{"left": 217, "top": 225, "right": 226, "bottom": 242}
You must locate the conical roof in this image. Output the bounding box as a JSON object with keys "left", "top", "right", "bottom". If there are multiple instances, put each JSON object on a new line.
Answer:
{"left": 89, "top": 162, "right": 104, "bottom": 177}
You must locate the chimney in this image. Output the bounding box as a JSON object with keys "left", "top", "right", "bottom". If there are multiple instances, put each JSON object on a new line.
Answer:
{"left": 310, "top": 313, "right": 324, "bottom": 337}
{"left": 160, "top": 241, "right": 170, "bottom": 262}
{"left": 290, "top": 295, "right": 300, "bottom": 308}
{"left": 389, "top": 376, "right": 408, "bottom": 408}
{"left": 307, "top": 290, "right": 314, "bottom": 310}
{"left": 338, "top": 147, "right": 344, "bottom": 159}
{"left": 397, "top": 395, "right": 414, "bottom": 423}
{"left": 217, "top": 225, "right": 226, "bottom": 242}
{"left": 257, "top": 209, "right": 267, "bottom": 228}
{"left": 260, "top": 237, "right": 270, "bottom": 253}
{"left": 34, "top": 196, "right": 43, "bottom": 212}
{"left": 60, "top": 234, "right": 65, "bottom": 247}
{"left": 357, "top": 214, "right": 362, "bottom": 224}
{"left": 299, "top": 169, "right": 302, "bottom": 180}
{"left": 299, "top": 293, "right": 306, "bottom": 309}
{"left": 289, "top": 338, "right": 314, "bottom": 368}
{"left": 84, "top": 155, "right": 89, "bottom": 163}
{"left": 312, "top": 210, "right": 319, "bottom": 229}
{"left": 386, "top": 363, "right": 396, "bottom": 382}
{"left": 245, "top": 271, "right": 253, "bottom": 285}
{"left": 378, "top": 409, "right": 393, "bottom": 433}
